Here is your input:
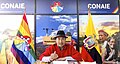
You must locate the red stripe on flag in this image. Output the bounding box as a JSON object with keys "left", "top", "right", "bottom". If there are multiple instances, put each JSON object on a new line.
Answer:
{"left": 23, "top": 13, "right": 28, "bottom": 25}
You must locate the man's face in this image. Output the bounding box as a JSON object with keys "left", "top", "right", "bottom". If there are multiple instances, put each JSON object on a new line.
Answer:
{"left": 98, "top": 32, "right": 107, "bottom": 42}
{"left": 56, "top": 37, "right": 66, "bottom": 47}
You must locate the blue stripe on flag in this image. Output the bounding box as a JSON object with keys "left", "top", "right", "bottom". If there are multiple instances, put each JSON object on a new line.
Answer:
{"left": 12, "top": 42, "right": 31, "bottom": 64}
{"left": 15, "top": 41, "right": 36, "bottom": 64}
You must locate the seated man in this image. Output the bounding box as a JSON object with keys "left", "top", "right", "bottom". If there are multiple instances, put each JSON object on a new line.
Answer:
{"left": 39, "top": 30, "right": 82, "bottom": 62}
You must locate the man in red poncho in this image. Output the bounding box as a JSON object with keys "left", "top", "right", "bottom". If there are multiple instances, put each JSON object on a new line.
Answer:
{"left": 39, "top": 30, "right": 82, "bottom": 62}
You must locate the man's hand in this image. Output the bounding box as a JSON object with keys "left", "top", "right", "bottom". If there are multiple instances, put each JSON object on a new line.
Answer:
{"left": 50, "top": 51, "right": 58, "bottom": 61}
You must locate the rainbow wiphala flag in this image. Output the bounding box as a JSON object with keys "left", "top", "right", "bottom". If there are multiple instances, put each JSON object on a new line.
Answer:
{"left": 11, "top": 13, "right": 36, "bottom": 64}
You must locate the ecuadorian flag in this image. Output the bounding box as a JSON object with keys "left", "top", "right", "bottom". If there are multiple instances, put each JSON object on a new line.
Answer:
{"left": 11, "top": 12, "right": 36, "bottom": 64}
{"left": 85, "top": 8, "right": 102, "bottom": 64}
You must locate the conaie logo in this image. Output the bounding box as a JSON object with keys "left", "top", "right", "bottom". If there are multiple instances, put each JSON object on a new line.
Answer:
{"left": 0, "top": 3, "right": 25, "bottom": 9}
{"left": 50, "top": 1, "right": 63, "bottom": 13}
{"left": 88, "top": 3, "right": 110, "bottom": 9}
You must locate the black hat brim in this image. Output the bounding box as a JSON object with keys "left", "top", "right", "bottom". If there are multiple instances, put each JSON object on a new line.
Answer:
{"left": 53, "top": 35, "right": 68, "bottom": 39}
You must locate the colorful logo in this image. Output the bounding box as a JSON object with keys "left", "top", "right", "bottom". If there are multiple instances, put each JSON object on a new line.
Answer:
{"left": 50, "top": 1, "right": 63, "bottom": 13}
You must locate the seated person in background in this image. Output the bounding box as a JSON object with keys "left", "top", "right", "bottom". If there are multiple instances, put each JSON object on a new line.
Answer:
{"left": 102, "top": 37, "right": 118, "bottom": 63}
{"left": 66, "top": 32, "right": 76, "bottom": 46}
{"left": 39, "top": 30, "right": 82, "bottom": 62}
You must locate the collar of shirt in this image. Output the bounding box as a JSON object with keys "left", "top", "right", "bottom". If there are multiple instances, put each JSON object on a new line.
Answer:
{"left": 54, "top": 44, "right": 69, "bottom": 50}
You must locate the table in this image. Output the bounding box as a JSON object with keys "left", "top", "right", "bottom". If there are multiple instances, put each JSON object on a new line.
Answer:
{"left": 34, "top": 60, "right": 97, "bottom": 64}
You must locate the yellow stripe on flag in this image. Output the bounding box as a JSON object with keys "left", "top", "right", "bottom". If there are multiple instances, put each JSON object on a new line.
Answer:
{"left": 21, "top": 19, "right": 31, "bottom": 35}
{"left": 14, "top": 36, "right": 25, "bottom": 45}
{"left": 85, "top": 9, "right": 96, "bottom": 38}
{"left": 19, "top": 24, "right": 30, "bottom": 37}
{"left": 30, "top": 40, "right": 35, "bottom": 51}
{"left": 85, "top": 8, "right": 101, "bottom": 55}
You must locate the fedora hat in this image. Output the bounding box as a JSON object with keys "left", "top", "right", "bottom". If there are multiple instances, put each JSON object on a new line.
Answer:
{"left": 54, "top": 30, "right": 67, "bottom": 39}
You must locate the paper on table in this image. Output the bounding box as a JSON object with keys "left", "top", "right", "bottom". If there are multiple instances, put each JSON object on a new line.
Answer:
{"left": 65, "top": 56, "right": 75, "bottom": 61}
{"left": 80, "top": 62, "right": 96, "bottom": 64}
{"left": 52, "top": 61, "right": 68, "bottom": 64}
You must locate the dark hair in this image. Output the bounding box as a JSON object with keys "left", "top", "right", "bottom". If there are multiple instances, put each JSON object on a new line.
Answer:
{"left": 107, "top": 37, "right": 115, "bottom": 42}
{"left": 66, "top": 32, "right": 72, "bottom": 36}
